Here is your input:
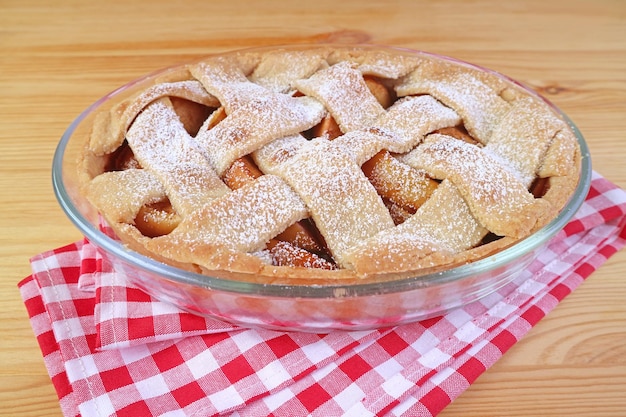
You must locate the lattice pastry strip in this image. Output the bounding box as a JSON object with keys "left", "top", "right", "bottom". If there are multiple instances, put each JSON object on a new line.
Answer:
{"left": 344, "top": 179, "right": 488, "bottom": 273}
{"left": 125, "top": 98, "right": 230, "bottom": 217}
{"left": 538, "top": 129, "right": 580, "bottom": 178}
{"left": 86, "top": 169, "right": 167, "bottom": 225}
{"left": 332, "top": 95, "right": 462, "bottom": 165}
{"left": 189, "top": 61, "right": 326, "bottom": 175}
{"left": 483, "top": 96, "right": 566, "bottom": 187}
{"left": 249, "top": 49, "right": 331, "bottom": 93}
{"left": 293, "top": 61, "right": 385, "bottom": 133}
{"left": 90, "top": 80, "right": 218, "bottom": 155}
{"left": 327, "top": 48, "right": 421, "bottom": 79}
{"left": 395, "top": 58, "right": 511, "bottom": 144}
{"left": 150, "top": 174, "right": 308, "bottom": 254}
{"left": 401, "top": 134, "right": 549, "bottom": 238}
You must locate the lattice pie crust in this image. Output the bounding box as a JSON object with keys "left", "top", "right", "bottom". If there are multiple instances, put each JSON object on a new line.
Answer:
{"left": 79, "top": 46, "right": 581, "bottom": 284}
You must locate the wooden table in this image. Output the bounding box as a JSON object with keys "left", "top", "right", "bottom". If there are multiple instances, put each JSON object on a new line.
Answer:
{"left": 1, "top": 0, "right": 625, "bottom": 415}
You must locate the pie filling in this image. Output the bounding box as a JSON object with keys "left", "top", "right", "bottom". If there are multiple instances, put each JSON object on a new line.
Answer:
{"left": 79, "top": 46, "right": 581, "bottom": 282}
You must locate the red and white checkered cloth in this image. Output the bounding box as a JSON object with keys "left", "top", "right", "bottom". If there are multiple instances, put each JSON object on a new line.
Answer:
{"left": 19, "top": 171, "right": 626, "bottom": 417}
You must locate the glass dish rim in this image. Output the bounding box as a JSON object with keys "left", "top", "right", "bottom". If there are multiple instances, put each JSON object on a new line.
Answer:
{"left": 51, "top": 44, "right": 593, "bottom": 299}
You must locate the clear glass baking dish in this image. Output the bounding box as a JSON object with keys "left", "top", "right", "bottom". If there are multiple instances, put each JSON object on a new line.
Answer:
{"left": 52, "top": 45, "right": 592, "bottom": 332}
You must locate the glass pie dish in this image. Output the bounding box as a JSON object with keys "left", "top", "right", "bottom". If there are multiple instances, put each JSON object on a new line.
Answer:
{"left": 52, "top": 45, "right": 592, "bottom": 332}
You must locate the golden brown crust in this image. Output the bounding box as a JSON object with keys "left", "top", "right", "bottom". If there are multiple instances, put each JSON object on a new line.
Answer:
{"left": 78, "top": 45, "right": 582, "bottom": 285}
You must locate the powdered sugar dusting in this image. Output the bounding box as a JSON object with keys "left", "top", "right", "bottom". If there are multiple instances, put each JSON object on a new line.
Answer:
{"left": 355, "top": 51, "right": 421, "bottom": 79}
{"left": 191, "top": 63, "right": 326, "bottom": 175}
{"left": 168, "top": 175, "right": 308, "bottom": 253}
{"left": 377, "top": 95, "right": 461, "bottom": 151}
{"left": 87, "top": 169, "right": 167, "bottom": 224}
{"left": 346, "top": 179, "right": 487, "bottom": 273}
{"left": 402, "top": 134, "right": 537, "bottom": 237}
{"left": 126, "top": 99, "right": 229, "bottom": 216}
{"left": 294, "top": 61, "right": 384, "bottom": 133}
{"left": 121, "top": 81, "right": 218, "bottom": 121}
{"left": 253, "top": 135, "right": 308, "bottom": 171}
{"left": 484, "top": 97, "right": 563, "bottom": 187}
{"left": 396, "top": 61, "right": 509, "bottom": 143}
{"left": 538, "top": 128, "right": 578, "bottom": 177}
{"left": 258, "top": 137, "right": 395, "bottom": 267}
{"left": 322, "top": 95, "right": 461, "bottom": 166}
{"left": 250, "top": 49, "right": 330, "bottom": 93}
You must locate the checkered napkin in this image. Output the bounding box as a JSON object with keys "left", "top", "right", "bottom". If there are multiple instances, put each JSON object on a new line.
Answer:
{"left": 19, "top": 172, "right": 626, "bottom": 417}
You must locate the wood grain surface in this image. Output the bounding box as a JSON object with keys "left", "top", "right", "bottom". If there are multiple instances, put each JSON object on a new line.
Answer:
{"left": 1, "top": 0, "right": 625, "bottom": 415}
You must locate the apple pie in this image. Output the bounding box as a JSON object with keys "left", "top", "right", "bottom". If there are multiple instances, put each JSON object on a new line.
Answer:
{"left": 78, "top": 45, "right": 582, "bottom": 284}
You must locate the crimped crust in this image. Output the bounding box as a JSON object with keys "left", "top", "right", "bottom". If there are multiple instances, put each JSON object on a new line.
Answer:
{"left": 79, "top": 45, "right": 582, "bottom": 285}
